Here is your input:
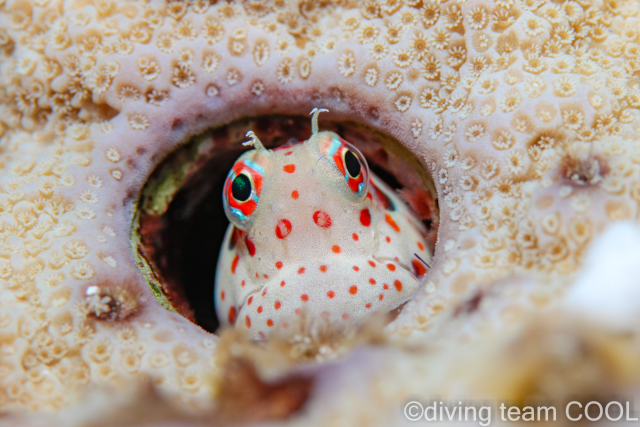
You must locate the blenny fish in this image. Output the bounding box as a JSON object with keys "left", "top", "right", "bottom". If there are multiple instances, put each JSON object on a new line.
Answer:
{"left": 215, "top": 109, "right": 431, "bottom": 339}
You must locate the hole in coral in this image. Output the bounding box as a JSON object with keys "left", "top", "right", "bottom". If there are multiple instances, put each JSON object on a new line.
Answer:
{"left": 134, "top": 115, "right": 438, "bottom": 334}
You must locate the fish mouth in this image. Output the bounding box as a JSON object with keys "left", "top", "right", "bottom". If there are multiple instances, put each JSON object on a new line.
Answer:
{"left": 132, "top": 114, "right": 438, "bottom": 333}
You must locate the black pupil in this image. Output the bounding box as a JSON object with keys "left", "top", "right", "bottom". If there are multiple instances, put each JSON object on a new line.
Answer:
{"left": 231, "top": 174, "right": 252, "bottom": 201}
{"left": 344, "top": 150, "right": 361, "bottom": 178}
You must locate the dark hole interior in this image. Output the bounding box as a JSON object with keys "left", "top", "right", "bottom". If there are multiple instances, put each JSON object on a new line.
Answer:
{"left": 136, "top": 116, "right": 438, "bottom": 334}
{"left": 161, "top": 151, "right": 238, "bottom": 332}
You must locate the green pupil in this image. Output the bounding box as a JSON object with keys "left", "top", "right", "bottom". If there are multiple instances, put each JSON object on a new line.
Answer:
{"left": 231, "top": 174, "right": 252, "bottom": 202}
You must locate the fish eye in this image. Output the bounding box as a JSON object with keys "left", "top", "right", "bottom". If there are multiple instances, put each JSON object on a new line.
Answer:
{"left": 223, "top": 158, "right": 265, "bottom": 230}
{"left": 231, "top": 173, "right": 252, "bottom": 202}
{"left": 312, "top": 133, "right": 370, "bottom": 200}
{"left": 344, "top": 150, "right": 361, "bottom": 178}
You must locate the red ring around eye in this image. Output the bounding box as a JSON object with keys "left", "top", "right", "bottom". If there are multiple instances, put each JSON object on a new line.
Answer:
{"left": 320, "top": 135, "right": 369, "bottom": 196}
{"left": 342, "top": 149, "right": 366, "bottom": 194}
{"left": 223, "top": 159, "right": 264, "bottom": 221}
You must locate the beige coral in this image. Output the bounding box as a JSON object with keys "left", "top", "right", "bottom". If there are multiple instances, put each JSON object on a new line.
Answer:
{"left": 1, "top": 0, "right": 640, "bottom": 424}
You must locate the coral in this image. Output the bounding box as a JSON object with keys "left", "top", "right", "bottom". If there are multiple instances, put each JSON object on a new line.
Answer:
{"left": 0, "top": 0, "right": 640, "bottom": 424}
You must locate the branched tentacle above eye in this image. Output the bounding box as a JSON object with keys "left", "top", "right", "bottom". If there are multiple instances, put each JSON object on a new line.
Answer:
{"left": 309, "top": 107, "right": 329, "bottom": 135}
{"left": 243, "top": 130, "right": 268, "bottom": 154}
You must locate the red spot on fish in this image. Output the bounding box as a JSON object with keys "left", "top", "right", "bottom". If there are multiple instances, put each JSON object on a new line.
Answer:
{"left": 385, "top": 214, "right": 400, "bottom": 233}
{"left": 298, "top": 267, "right": 305, "bottom": 274}
{"left": 241, "top": 280, "right": 245, "bottom": 287}
{"left": 352, "top": 233, "right": 359, "bottom": 241}
{"left": 417, "top": 241, "right": 425, "bottom": 251}
{"left": 245, "top": 315, "right": 251, "bottom": 328}
{"left": 366, "top": 303, "right": 372, "bottom": 308}
{"left": 228, "top": 306, "right": 237, "bottom": 325}
{"left": 274, "top": 301, "right": 281, "bottom": 310}
{"left": 412, "top": 259, "right": 427, "bottom": 277}
{"left": 369, "top": 278, "right": 376, "bottom": 285}
{"left": 283, "top": 164, "right": 295, "bottom": 173}
{"left": 320, "top": 265, "right": 327, "bottom": 272}
{"left": 387, "top": 263, "right": 396, "bottom": 271}
{"left": 313, "top": 211, "right": 332, "bottom": 228}
{"left": 342, "top": 313, "right": 349, "bottom": 320}
{"left": 295, "top": 308, "right": 301, "bottom": 315}
{"left": 248, "top": 296, "right": 253, "bottom": 305}
{"left": 385, "top": 236, "right": 391, "bottom": 243}
{"left": 275, "top": 261, "right": 283, "bottom": 269}
{"left": 379, "top": 294, "right": 384, "bottom": 300}
{"left": 291, "top": 190, "right": 299, "bottom": 199}
{"left": 231, "top": 255, "right": 239, "bottom": 274}
{"left": 353, "top": 266, "right": 359, "bottom": 272}
{"left": 360, "top": 208, "right": 371, "bottom": 226}
{"left": 257, "top": 306, "right": 263, "bottom": 313}
{"left": 275, "top": 219, "right": 292, "bottom": 239}
{"left": 245, "top": 237, "right": 256, "bottom": 256}
{"left": 220, "top": 290, "right": 225, "bottom": 300}
{"left": 267, "top": 319, "right": 273, "bottom": 327}
{"left": 332, "top": 245, "right": 341, "bottom": 253}
{"left": 327, "top": 290, "right": 335, "bottom": 299}
{"left": 285, "top": 151, "right": 293, "bottom": 156}
{"left": 230, "top": 226, "right": 243, "bottom": 249}
{"left": 383, "top": 284, "right": 389, "bottom": 290}
{"left": 349, "top": 285, "right": 358, "bottom": 295}
{"left": 262, "top": 289, "right": 267, "bottom": 296}
{"left": 301, "top": 294, "right": 309, "bottom": 302}
{"left": 368, "top": 260, "right": 376, "bottom": 268}
{"left": 394, "top": 280, "right": 403, "bottom": 291}
{"left": 280, "top": 280, "right": 285, "bottom": 287}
